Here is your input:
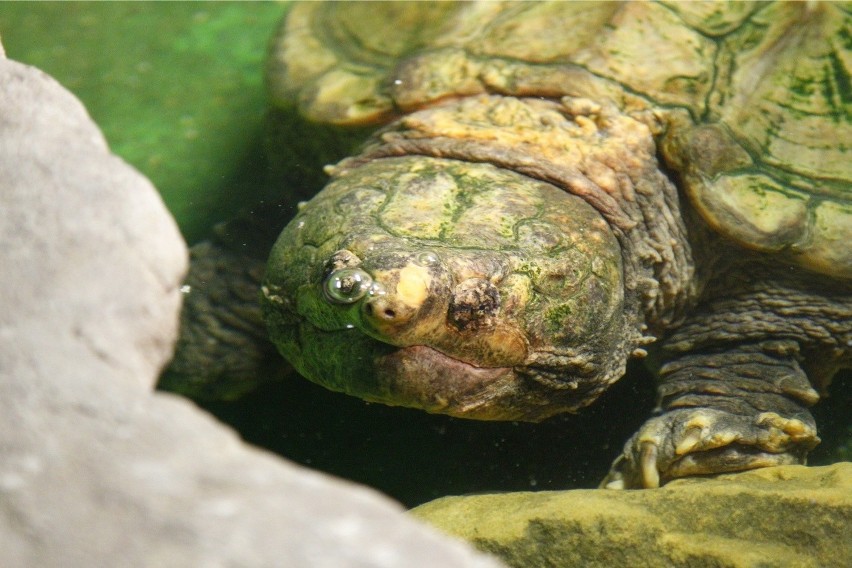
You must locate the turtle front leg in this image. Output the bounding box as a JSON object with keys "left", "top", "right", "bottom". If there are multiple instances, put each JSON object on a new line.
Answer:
{"left": 160, "top": 202, "right": 296, "bottom": 400}
{"left": 602, "top": 340, "right": 820, "bottom": 489}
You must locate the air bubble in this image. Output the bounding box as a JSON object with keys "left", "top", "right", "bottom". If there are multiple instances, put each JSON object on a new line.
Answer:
{"left": 323, "top": 268, "right": 373, "bottom": 304}
{"left": 368, "top": 281, "right": 387, "bottom": 297}
{"left": 414, "top": 251, "right": 439, "bottom": 266}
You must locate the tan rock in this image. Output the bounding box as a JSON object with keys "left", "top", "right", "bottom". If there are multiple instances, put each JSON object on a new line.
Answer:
{"left": 412, "top": 463, "right": 852, "bottom": 567}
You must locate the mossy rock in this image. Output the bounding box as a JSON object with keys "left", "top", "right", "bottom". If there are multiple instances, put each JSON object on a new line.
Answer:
{"left": 412, "top": 463, "right": 852, "bottom": 568}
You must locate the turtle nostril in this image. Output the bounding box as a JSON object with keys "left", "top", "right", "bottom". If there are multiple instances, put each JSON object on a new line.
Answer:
{"left": 363, "top": 296, "right": 410, "bottom": 326}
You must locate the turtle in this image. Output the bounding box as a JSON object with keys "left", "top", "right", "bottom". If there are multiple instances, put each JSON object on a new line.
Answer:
{"left": 168, "top": 1, "right": 852, "bottom": 490}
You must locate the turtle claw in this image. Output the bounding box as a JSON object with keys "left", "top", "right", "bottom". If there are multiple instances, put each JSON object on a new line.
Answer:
{"left": 601, "top": 407, "right": 819, "bottom": 490}
{"left": 639, "top": 441, "right": 660, "bottom": 488}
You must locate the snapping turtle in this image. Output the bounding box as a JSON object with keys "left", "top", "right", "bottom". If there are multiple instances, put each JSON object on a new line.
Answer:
{"left": 170, "top": 1, "right": 851, "bottom": 489}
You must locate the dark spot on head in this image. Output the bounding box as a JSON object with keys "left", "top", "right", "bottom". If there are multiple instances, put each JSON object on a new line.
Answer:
{"left": 448, "top": 278, "right": 500, "bottom": 332}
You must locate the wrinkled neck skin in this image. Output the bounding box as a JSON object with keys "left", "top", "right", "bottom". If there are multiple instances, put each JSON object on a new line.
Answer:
{"left": 333, "top": 94, "right": 698, "bottom": 339}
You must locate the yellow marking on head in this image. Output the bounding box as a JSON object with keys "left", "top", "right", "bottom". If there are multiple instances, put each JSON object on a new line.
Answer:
{"left": 396, "top": 264, "right": 431, "bottom": 308}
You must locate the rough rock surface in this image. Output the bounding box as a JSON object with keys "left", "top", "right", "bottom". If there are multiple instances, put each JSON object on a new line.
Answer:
{"left": 0, "top": 49, "right": 502, "bottom": 568}
{"left": 412, "top": 462, "right": 852, "bottom": 568}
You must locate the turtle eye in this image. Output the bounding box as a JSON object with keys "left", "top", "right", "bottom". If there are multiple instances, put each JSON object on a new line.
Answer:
{"left": 323, "top": 268, "right": 373, "bottom": 304}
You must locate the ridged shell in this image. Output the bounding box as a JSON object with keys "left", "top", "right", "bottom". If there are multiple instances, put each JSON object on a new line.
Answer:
{"left": 267, "top": 1, "right": 851, "bottom": 278}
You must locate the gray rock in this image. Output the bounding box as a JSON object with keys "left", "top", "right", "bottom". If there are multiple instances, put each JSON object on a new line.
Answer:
{"left": 0, "top": 51, "right": 502, "bottom": 568}
{"left": 412, "top": 462, "right": 852, "bottom": 568}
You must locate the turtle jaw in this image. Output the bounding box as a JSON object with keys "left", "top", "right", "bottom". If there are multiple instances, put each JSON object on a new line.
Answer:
{"left": 372, "top": 344, "right": 540, "bottom": 421}
{"left": 276, "top": 319, "right": 582, "bottom": 422}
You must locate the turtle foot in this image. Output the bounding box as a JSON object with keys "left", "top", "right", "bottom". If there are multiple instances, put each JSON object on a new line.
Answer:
{"left": 601, "top": 407, "right": 818, "bottom": 489}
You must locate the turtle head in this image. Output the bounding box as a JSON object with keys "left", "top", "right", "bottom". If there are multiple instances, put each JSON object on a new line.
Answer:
{"left": 263, "top": 157, "right": 632, "bottom": 421}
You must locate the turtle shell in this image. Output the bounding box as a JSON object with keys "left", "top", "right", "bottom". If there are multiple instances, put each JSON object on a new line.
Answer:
{"left": 267, "top": 1, "right": 851, "bottom": 278}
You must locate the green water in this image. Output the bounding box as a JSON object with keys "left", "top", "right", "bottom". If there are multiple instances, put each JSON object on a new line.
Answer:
{"left": 2, "top": 2, "right": 848, "bottom": 508}
{"left": 0, "top": 1, "right": 284, "bottom": 243}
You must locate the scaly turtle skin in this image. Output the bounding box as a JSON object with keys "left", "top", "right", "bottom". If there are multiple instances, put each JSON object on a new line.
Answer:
{"left": 175, "top": 1, "right": 852, "bottom": 489}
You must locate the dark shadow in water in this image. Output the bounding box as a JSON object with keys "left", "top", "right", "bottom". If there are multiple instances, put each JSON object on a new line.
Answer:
{"left": 198, "top": 360, "right": 656, "bottom": 508}
{"left": 198, "top": 363, "right": 850, "bottom": 508}
{"left": 811, "top": 369, "right": 852, "bottom": 465}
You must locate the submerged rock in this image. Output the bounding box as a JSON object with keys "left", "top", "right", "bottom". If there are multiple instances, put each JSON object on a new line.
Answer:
{"left": 0, "top": 45, "right": 502, "bottom": 568}
{"left": 412, "top": 463, "right": 852, "bottom": 568}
